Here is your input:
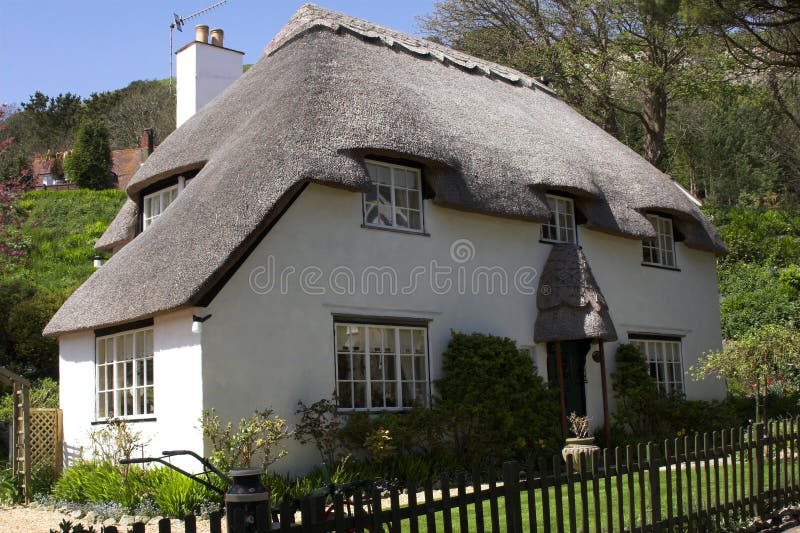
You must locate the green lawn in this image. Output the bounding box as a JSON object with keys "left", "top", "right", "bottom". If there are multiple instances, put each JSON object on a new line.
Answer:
{"left": 382, "top": 457, "right": 797, "bottom": 533}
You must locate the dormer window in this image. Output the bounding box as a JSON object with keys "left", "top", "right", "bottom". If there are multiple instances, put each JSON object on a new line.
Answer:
{"left": 541, "top": 194, "right": 576, "bottom": 244}
{"left": 642, "top": 214, "right": 676, "bottom": 268}
{"left": 143, "top": 185, "right": 178, "bottom": 230}
{"left": 363, "top": 160, "right": 424, "bottom": 233}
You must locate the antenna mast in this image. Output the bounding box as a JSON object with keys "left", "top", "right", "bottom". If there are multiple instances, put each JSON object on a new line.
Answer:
{"left": 169, "top": 0, "right": 229, "bottom": 95}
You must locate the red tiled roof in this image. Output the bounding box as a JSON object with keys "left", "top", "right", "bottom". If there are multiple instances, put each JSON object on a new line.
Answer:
{"left": 111, "top": 148, "right": 146, "bottom": 190}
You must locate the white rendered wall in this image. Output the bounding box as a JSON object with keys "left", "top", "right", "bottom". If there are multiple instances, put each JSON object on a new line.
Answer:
{"left": 176, "top": 42, "right": 243, "bottom": 128}
{"left": 202, "top": 184, "right": 725, "bottom": 475}
{"left": 59, "top": 309, "right": 204, "bottom": 470}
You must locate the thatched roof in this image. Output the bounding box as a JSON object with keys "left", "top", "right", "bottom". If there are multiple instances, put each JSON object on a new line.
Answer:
{"left": 46, "top": 4, "right": 724, "bottom": 335}
{"left": 534, "top": 245, "right": 617, "bottom": 343}
{"left": 95, "top": 199, "right": 138, "bottom": 252}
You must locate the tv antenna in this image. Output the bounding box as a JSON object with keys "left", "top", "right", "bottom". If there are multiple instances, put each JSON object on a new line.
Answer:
{"left": 169, "top": 0, "right": 229, "bottom": 94}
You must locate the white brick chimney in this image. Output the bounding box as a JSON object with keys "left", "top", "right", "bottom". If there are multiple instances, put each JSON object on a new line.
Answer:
{"left": 176, "top": 25, "right": 244, "bottom": 128}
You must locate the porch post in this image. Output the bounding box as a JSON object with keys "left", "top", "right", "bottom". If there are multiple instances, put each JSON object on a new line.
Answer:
{"left": 598, "top": 340, "right": 611, "bottom": 446}
{"left": 555, "top": 340, "right": 568, "bottom": 439}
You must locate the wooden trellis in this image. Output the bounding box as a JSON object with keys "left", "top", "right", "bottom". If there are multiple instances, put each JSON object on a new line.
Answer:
{"left": 0, "top": 366, "right": 30, "bottom": 500}
{"left": 30, "top": 408, "right": 63, "bottom": 474}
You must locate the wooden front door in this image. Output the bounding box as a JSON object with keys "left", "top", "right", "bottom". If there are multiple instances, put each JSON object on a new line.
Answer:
{"left": 547, "top": 340, "right": 591, "bottom": 420}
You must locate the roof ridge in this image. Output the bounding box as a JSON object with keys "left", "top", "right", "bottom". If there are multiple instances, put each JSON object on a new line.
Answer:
{"left": 264, "top": 3, "right": 557, "bottom": 96}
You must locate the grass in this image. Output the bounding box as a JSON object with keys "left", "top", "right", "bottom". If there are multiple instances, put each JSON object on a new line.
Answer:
{"left": 7, "top": 189, "right": 126, "bottom": 290}
{"left": 359, "top": 455, "right": 798, "bottom": 533}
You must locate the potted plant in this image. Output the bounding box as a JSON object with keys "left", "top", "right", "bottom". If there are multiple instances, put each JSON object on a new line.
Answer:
{"left": 561, "top": 412, "right": 599, "bottom": 471}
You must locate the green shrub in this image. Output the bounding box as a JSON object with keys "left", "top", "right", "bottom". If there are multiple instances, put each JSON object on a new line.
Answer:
{"left": 610, "top": 343, "right": 745, "bottom": 446}
{"left": 0, "top": 462, "right": 21, "bottom": 504}
{"left": 53, "top": 462, "right": 127, "bottom": 505}
{"left": 146, "top": 468, "right": 220, "bottom": 518}
{"left": 53, "top": 462, "right": 219, "bottom": 518}
{"left": 294, "top": 396, "right": 344, "bottom": 465}
{"left": 434, "top": 331, "right": 561, "bottom": 464}
{"left": 201, "top": 407, "right": 291, "bottom": 472}
{"left": 0, "top": 377, "right": 59, "bottom": 424}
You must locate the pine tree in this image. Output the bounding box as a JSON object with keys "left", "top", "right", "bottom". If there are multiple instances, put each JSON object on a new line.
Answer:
{"left": 63, "top": 119, "right": 112, "bottom": 190}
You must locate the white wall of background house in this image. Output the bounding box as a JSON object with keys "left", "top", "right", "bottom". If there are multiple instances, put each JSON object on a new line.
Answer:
{"left": 199, "top": 182, "right": 726, "bottom": 475}
{"left": 60, "top": 309, "right": 203, "bottom": 468}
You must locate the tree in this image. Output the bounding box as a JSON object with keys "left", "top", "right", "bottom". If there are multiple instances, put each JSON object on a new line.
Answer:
{"left": 694, "top": 1, "right": 800, "bottom": 130}
{"left": 421, "top": 0, "right": 725, "bottom": 166}
{"left": 0, "top": 104, "right": 32, "bottom": 272}
{"left": 694, "top": 323, "right": 800, "bottom": 422}
{"left": 63, "top": 119, "right": 112, "bottom": 190}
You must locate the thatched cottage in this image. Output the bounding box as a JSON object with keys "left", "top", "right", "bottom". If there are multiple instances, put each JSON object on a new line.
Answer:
{"left": 45, "top": 4, "right": 726, "bottom": 472}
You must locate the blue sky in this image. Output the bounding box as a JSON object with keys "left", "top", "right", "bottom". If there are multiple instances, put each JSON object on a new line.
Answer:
{"left": 1, "top": 0, "right": 435, "bottom": 105}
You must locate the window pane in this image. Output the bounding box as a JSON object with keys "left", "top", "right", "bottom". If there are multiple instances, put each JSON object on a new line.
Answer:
{"left": 339, "top": 382, "right": 353, "bottom": 408}
{"left": 401, "top": 355, "right": 413, "bottom": 380}
{"left": 409, "top": 210, "right": 421, "bottom": 230}
{"left": 414, "top": 356, "right": 426, "bottom": 380}
{"left": 370, "top": 354, "right": 383, "bottom": 380}
{"left": 371, "top": 383, "right": 385, "bottom": 408}
{"left": 413, "top": 330, "right": 425, "bottom": 354}
{"left": 145, "top": 387, "right": 155, "bottom": 414}
{"left": 145, "top": 358, "right": 154, "bottom": 386}
{"left": 352, "top": 354, "right": 365, "bottom": 380}
{"left": 399, "top": 330, "right": 412, "bottom": 353}
{"left": 385, "top": 383, "right": 397, "bottom": 407}
{"left": 350, "top": 327, "right": 364, "bottom": 352}
{"left": 383, "top": 329, "right": 395, "bottom": 352}
{"left": 338, "top": 353, "right": 351, "bottom": 380}
{"left": 402, "top": 382, "right": 414, "bottom": 407}
{"left": 408, "top": 190, "right": 421, "bottom": 210}
{"left": 353, "top": 383, "right": 367, "bottom": 408}
{"left": 385, "top": 355, "right": 396, "bottom": 380}
{"left": 369, "top": 327, "right": 383, "bottom": 352}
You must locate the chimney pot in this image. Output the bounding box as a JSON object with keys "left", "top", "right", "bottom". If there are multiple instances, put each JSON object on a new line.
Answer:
{"left": 195, "top": 25, "right": 209, "bottom": 43}
{"left": 210, "top": 28, "right": 224, "bottom": 47}
{"left": 140, "top": 128, "right": 154, "bottom": 155}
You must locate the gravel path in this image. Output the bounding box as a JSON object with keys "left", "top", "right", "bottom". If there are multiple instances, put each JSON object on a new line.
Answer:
{"left": 0, "top": 504, "right": 224, "bottom": 533}
{"left": 0, "top": 485, "right": 490, "bottom": 532}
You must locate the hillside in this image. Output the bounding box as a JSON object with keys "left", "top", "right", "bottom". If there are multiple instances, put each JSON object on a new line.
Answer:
{"left": 0, "top": 189, "right": 126, "bottom": 378}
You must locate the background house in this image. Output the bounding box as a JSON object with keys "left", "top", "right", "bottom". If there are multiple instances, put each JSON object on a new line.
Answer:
{"left": 46, "top": 4, "right": 727, "bottom": 474}
{"left": 30, "top": 129, "right": 155, "bottom": 190}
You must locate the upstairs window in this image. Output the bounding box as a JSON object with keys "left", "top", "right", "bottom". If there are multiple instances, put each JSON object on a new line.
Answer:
{"left": 335, "top": 322, "right": 429, "bottom": 411}
{"left": 541, "top": 195, "right": 576, "bottom": 244}
{"left": 642, "top": 214, "right": 676, "bottom": 267}
{"left": 630, "top": 336, "right": 684, "bottom": 396}
{"left": 143, "top": 185, "right": 178, "bottom": 230}
{"left": 96, "top": 327, "right": 155, "bottom": 420}
{"left": 363, "top": 160, "right": 424, "bottom": 232}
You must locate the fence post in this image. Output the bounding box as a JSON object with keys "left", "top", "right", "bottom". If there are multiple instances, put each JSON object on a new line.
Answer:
{"left": 649, "top": 442, "right": 662, "bottom": 531}
{"left": 503, "top": 461, "right": 523, "bottom": 533}
{"left": 755, "top": 422, "right": 766, "bottom": 518}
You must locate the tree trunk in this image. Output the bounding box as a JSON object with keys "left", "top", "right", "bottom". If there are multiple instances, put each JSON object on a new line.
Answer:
{"left": 642, "top": 84, "right": 668, "bottom": 167}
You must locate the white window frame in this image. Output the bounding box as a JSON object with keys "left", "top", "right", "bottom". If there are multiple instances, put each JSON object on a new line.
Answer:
{"left": 630, "top": 336, "right": 684, "bottom": 396}
{"left": 95, "top": 327, "right": 155, "bottom": 420}
{"left": 335, "top": 322, "right": 429, "bottom": 411}
{"left": 642, "top": 214, "right": 676, "bottom": 268}
{"left": 541, "top": 194, "right": 576, "bottom": 244}
{"left": 142, "top": 185, "right": 179, "bottom": 230}
{"left": 362, "top": 160, "right": 425, "bottom": 233}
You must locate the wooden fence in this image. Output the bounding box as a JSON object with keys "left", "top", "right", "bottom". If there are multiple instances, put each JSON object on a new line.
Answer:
{"left": 119, "top": 418, "right": 800, "bottom": 533}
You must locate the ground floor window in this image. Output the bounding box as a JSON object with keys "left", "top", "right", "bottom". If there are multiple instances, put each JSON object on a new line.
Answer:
{"left": 96, "top": 328, "right": 154, "bottom": 420}
{"left": 335, "top": 322, "right": 428, "bottom": 410}
{"left": 629, "top": 335, "right": 684, "bottom": 395}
